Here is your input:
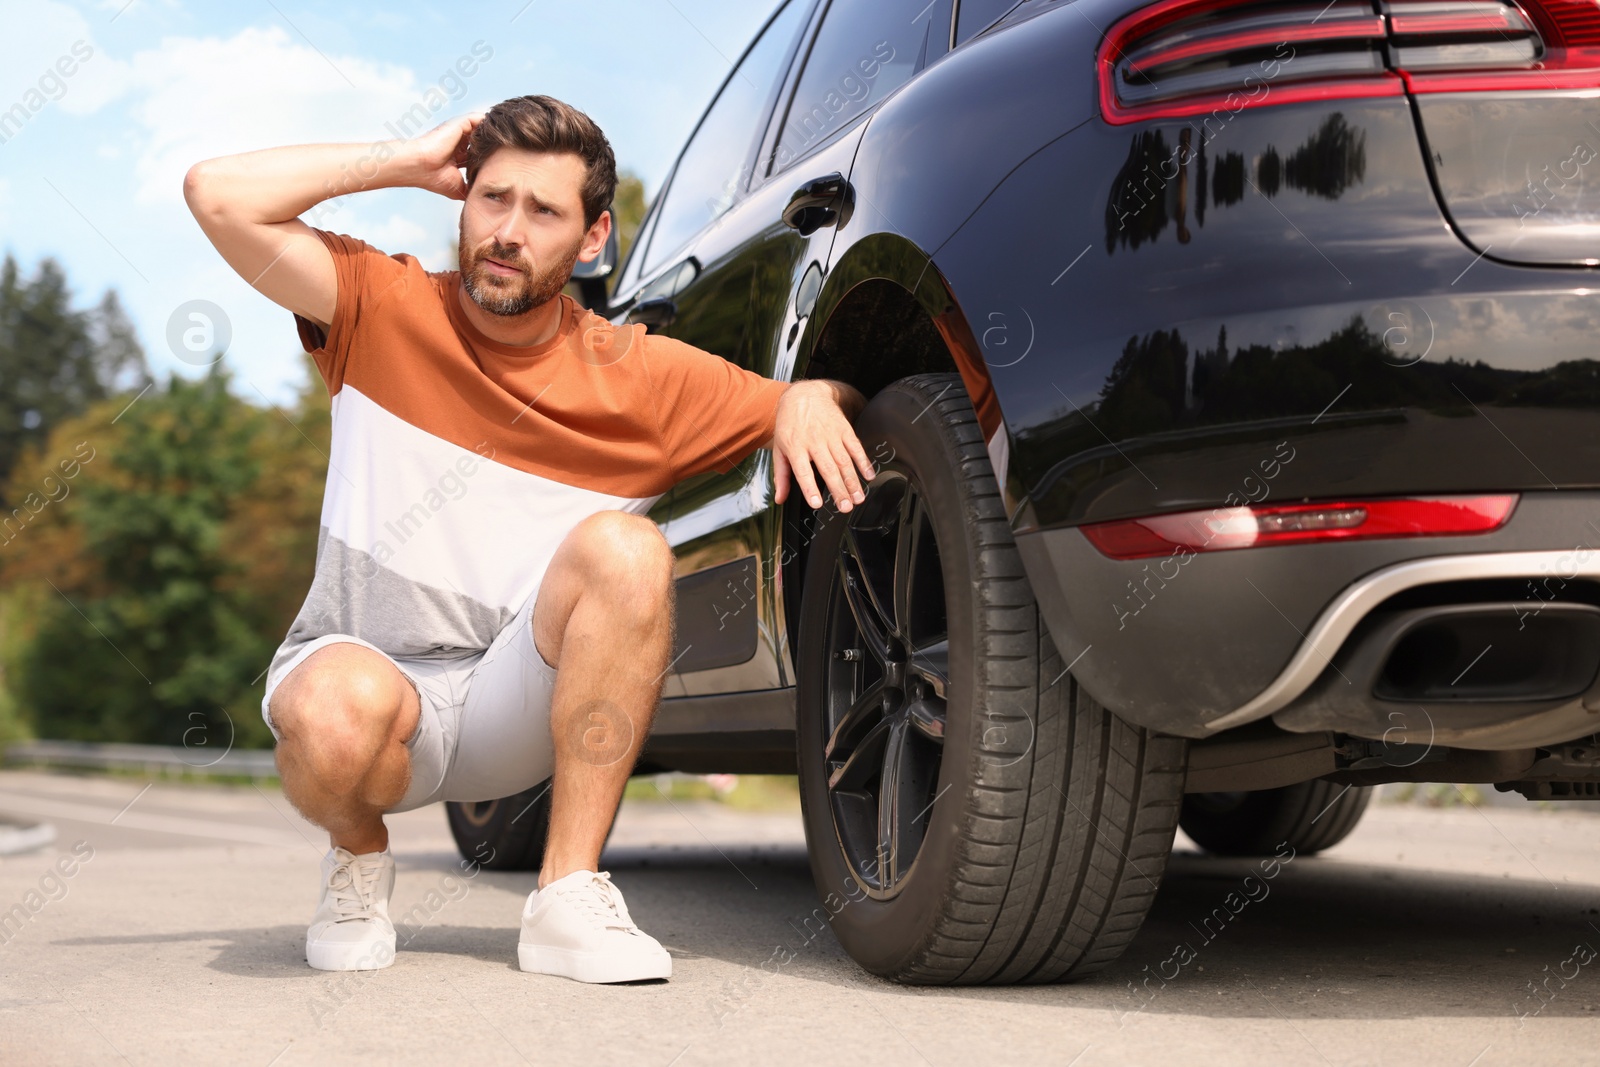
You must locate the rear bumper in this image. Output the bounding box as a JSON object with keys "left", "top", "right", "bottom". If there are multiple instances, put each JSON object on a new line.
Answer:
{"left": 1016, "top": 491, "right": 1600, "bottom": 746}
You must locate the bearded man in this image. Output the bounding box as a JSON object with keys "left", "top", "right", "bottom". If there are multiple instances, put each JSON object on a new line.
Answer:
{"left": 184, "top": 95, "right": 871, "bottom": 983}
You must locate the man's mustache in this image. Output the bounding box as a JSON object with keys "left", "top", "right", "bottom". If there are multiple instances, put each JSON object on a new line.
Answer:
{"left": 476, "top": 244, "right": 526, "bottom": 273}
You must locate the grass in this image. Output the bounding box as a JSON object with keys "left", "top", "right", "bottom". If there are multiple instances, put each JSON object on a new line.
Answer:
{"left": 623, "top": 772, "right": 801, "bottom": 811}
{"left": 2, "top": 760, "right": 278, "bottom": 788}
{"left": 1381, "top": 782, "right": 1486, "bottom": 807}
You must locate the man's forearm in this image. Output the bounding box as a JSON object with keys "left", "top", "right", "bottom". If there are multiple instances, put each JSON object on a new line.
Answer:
{"left": 184, "top": 140, "right": 422, "bottom": 225}
{"left": 184, "top": 116, "right": 477, "bottom": 328}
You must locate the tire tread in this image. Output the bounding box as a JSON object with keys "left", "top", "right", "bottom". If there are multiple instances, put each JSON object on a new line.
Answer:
{"left": 824, "top": 374, "right": 1184, "bottom": 986}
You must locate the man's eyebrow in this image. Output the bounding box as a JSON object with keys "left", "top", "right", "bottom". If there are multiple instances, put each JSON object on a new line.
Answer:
{"left": 479, "top": 182, "right": 567, "bottom": 214}
{"left": 525, "top": 190, "right": 569, "bottom": 214}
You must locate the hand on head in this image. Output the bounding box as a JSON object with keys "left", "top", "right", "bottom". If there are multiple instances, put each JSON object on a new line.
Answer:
{"left": 413, "top": 113, "right": 487, "bottom": 200}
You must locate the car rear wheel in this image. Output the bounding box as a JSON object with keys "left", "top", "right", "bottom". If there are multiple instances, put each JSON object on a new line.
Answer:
{"left": 1179, "top": 781, "right": 1372, "bottom": 857}
{"left": 795, "top": 373, "right": 1187, "bottom": 985}
{"left": 445, "top": 780, "right": 555, "bottom": 871}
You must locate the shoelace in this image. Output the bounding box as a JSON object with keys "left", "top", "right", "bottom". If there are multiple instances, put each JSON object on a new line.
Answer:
{"left": 326, "top": 855, "right": 384, "bottom": 922}
{"left": 555, "top": 871, "right": 637, "bottom": 933}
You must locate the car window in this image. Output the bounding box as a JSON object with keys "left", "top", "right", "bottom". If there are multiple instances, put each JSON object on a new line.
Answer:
{"left": 955, "top": 0, "right": 1021, "bottom": 46}
{"left": 771, "top": 0, "right": 935, "bottom": 173}
{"left": 639, "top": 0, "right": 809, "bottom": 277}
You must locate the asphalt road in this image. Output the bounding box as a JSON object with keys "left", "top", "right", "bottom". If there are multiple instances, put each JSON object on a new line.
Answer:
{"left": 0, "top": 768, "right": 1596, "bottom": 1066}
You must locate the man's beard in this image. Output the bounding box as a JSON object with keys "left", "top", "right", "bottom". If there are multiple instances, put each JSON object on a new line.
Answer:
{"left": 458, "top": 221, "right": 584, "bottom": 318}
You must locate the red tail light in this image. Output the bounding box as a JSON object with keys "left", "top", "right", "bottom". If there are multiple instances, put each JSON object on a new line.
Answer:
{"left": 1396, "top": 0, "right": 1600, "bottom": 93}
{"left": 1099, "top": 0, "right": 1401, "bottom": 125}
{"left": 1080, "top": 495, "right": 1519, "bottom": 559}
{"left": 1098, "top": 0, "right": 1600, "bottom": 125}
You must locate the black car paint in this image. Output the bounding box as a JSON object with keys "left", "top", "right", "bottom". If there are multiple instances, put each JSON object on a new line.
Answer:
{"left": 613, "top": 0, "right": 1598, "bottom": 768}
{"left": 817, "top": 0, "right": 1600, "bottom": 731}
{"left": 1415, "top": 91, "right": 1600, "bottom": 268}
{"left": 1016, "top": 491, "right": 1600, "bottom": 735}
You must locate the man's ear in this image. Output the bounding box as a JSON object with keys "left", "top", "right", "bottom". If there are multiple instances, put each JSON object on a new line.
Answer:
{"left": 577, "top": 209, "right": 611, "bottom": 263}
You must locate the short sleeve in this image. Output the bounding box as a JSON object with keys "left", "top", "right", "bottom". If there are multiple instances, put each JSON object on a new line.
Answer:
{"left": 642, "top": 334, "right": 789, "bottom": 482}
{"left": 293, "top": 229, "right": 408, "bottom": 395}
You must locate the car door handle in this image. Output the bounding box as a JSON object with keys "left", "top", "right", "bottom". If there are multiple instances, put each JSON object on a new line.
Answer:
{"left": 782, "top": 172, "right": 855, "bottom": 236}
{"left": 626, "top": 296, "right": 677, "bottom": 330}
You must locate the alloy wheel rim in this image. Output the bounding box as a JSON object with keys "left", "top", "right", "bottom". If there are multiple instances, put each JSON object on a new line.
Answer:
{"left": 821, "top": 469, "right": 949, "bottom": 898}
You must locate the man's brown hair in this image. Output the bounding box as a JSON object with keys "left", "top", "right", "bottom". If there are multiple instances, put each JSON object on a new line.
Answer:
{"left": 464, "top": 95, "right": 617, "bottom": 228}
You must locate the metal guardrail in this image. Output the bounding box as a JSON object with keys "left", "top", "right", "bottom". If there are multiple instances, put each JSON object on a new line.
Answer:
{"left": 3, "top": 740, "right": 278, "bottom": 780}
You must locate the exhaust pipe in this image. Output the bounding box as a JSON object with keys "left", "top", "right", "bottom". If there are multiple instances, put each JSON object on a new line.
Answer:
{"left": 1373, "top": 602, "right": 1600, "bottom": 703}
{"left": 1274, "top": 601, "right": 1600, "bottom": 745}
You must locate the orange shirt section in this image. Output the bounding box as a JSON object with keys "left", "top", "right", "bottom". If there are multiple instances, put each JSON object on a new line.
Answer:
{"left": 294, "top": 229, "right": 789, "bottom": 498}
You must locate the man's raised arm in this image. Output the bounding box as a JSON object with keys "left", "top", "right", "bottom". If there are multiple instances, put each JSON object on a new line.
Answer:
{"left": 182, "top": 115, "right": 481, "bottom": 332}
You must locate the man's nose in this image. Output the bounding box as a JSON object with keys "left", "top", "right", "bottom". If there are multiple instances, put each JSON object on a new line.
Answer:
{"left": 493, "top": 203, "right": 529, "bottom": 249}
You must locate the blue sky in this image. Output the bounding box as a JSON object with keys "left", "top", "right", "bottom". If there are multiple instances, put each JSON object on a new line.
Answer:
{"left": 0, "top": 0, "right": 780, "bottom": 404}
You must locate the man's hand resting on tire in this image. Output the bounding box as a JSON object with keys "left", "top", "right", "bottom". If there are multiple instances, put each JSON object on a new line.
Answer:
{"left": 769, "top": 380, "right": 874, "bottom": 513}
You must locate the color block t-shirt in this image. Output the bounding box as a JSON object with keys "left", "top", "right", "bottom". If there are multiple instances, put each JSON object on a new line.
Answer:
{"left": 263, "top": 228, "right": 788, "bottom": 683}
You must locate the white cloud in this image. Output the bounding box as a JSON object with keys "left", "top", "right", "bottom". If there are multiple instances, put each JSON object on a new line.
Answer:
{"left": 93, "top": 0, "right": 182, "bottom": 13}
{"left": 7, "top": 0, "right": 770, "bottom": 404}
{"left": 32, "top": 20, "right": 491, "bottom": 400}
{"left": 1, "top": 2, "right": 132, "bottom": 122}
{"left": 120, "top": 25, "right": 452, "bottom": 207}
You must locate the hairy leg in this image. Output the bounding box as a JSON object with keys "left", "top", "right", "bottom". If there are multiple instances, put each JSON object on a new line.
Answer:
{"left": 532, "top": 511, "right": 675, "bottom": 888}
{"left": 269, "top": 642, "right": 421, "bottom": 854}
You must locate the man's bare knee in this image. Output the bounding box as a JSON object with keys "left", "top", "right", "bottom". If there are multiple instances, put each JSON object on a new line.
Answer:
{"left": 271, "top": 645, "right": 414, "bottom": 782}
{"left": 568, "top": 511, "right": 674, "bottom": 608}
{"left": 534, "top": 513, "right": 675, "bottom": 668}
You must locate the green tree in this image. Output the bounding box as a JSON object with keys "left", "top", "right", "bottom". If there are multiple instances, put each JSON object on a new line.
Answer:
{"left": 559, "top": 169, "right": 649, "bottom": 307}
{"left": 0, "top": 356, "right": 328, "bottom": 748}
{"left": 613, "top": 170, "right": 647, "bottom": 266}
{"left": 0, "top": 254, "right": 150, "bottom": 504}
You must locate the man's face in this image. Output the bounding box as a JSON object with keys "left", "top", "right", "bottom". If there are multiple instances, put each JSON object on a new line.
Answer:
{"left": 458, "top": 148, "right": 610, "bottom": 317}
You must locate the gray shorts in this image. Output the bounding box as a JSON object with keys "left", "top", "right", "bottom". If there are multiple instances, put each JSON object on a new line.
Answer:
{"left": 260, "top": 586, "right": 558, "bottom": 813}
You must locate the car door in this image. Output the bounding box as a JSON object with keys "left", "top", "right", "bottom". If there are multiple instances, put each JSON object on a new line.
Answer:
{"left": 660, "top": 0, "right": 956, "bottom": 698}
{"left": 599, "top": 0, "right": 816, "bottom": 700}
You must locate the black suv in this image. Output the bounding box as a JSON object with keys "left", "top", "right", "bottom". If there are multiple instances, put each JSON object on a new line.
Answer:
{"left": 448, "top": 0, "right": 1600, "bottom": 986}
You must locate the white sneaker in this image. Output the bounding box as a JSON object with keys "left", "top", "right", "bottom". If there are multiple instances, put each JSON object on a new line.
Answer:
{"left": 518, "top": 869, "right": 672, "bottom": 983}
{"left": 306, "top": 846, "right": 396, "bottom": 971}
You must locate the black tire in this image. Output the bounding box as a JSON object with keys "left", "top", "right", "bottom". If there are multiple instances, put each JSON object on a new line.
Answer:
{"left": 1180, "top": 782, "right": 1372, "bottom": 857}
{"left": 794, "top": 373, "right": 1187, "bottom": 986}
{"left": 445, "top": 779, "right": 554, "bottom": 872}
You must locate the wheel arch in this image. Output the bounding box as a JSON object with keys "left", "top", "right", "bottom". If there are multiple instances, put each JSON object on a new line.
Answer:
{"left": 796, "top": 231, "right": 1007, "bottom": 463}
{"left": 783, "top": 237, "right": 1018, "bottom": 660}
